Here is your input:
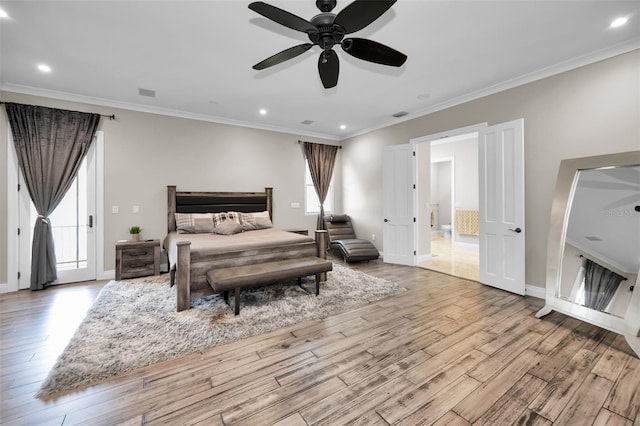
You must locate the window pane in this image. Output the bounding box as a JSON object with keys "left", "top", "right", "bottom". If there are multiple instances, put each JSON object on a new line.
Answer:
{"left": 305, "top": 162, "right": 334, "bottom": 214}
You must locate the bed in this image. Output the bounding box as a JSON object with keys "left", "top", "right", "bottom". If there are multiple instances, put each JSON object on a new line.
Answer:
{"left": 165, "top": 186, "right": 326, "bottom": 311}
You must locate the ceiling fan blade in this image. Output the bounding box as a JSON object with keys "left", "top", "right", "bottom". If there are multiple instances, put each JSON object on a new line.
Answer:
{"left": 334, "top": 0, "right": 396, "bottom": 34}
{"left": 253, "top": 43, "right": 314, "bottom": 70}
{"left": 342, "top": 38, "right": 407, "bottom": 66}
{"left": 318, "top": 50, "right": 339, "bottom": 89}
{"left": 249, "top": 2, "right": 318, "bottom": 34}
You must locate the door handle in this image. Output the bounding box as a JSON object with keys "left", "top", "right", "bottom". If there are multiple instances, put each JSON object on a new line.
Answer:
{"left": 89, "top": 215, "right": 94, "bottom": 228}
{"left": 508, "top": 227, "right": 522, "bottom": 233}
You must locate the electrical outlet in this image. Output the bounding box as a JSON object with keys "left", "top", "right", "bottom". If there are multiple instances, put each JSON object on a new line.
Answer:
{"left": 133, "top": 205, "right": 139, "bottom": 213}
{"left": 291, "top": 202, "right": 300, "bottom": 208}
{"left": 372, "top": 234, "right": 376, "bottom": 241}
{"left": 112, "top": 206, "right": 119, "bottom": 214}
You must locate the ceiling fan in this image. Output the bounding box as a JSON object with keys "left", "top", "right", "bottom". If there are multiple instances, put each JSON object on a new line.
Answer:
{"left": 248, "top": 0, "right": 407, "bottom": 88}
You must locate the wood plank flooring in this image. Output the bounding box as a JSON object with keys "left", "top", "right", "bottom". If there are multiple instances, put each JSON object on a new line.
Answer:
{"left": 1, "top": 257, "right": 639, "bottom": 425}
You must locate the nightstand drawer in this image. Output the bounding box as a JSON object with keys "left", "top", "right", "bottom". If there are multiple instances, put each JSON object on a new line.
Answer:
{"left": 121, "top": 264, "right": 155, "bottom": 279}
{"left": 122, "top": 249, "right": 154, "bottom": 262}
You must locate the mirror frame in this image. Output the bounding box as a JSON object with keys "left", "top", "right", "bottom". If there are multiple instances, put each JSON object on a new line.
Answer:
{"left": 536, "top": 150, "right": 640, "bottom": 358}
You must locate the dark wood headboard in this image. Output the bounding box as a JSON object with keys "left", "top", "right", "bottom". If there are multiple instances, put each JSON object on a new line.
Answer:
{"left": 167, "top": 186, "right": 273, "bottom": 233}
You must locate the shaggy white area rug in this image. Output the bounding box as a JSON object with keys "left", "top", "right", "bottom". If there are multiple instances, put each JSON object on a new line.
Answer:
{"left": 37, "top": 264, "right": 404, "bottom": 398}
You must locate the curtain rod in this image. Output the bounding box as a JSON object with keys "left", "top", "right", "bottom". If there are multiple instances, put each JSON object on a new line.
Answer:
{"left": 298, "top": 140, "right": 341, "bottom": 149}
{"left": 0, "top": 102, "right": 115, "bottom": 120}
{"left": 578, "top": 254, "right": 627, "bottom": 280}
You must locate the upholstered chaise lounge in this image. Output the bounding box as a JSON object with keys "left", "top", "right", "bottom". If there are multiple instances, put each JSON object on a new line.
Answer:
{"left": 324, "top": 214, "right": 380, "bottom": 263}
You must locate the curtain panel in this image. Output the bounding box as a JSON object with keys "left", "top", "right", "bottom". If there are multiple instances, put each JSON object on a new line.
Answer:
{"left": 302, "top": 141, "right": 339, "bottom": 231}
{"left": 5, "top": 103, "right": 100, "bottom": 290}
{"left": 583, "top": 258, "right": 625, "bottom": 311}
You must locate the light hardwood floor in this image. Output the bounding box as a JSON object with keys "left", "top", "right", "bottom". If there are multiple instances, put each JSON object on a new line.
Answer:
{"left": 1, "top": 257, "right": 639, "bottom": 425}
{"left": 419, "top": 234, "right": 479, "bottom": 281}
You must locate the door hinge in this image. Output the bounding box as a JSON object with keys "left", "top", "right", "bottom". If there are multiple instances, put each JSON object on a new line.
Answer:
{"left": 413, "top": 151, "right": 416, "bottom": 157}
{"left": 413, "top": 217, "right": 416, "bottom": 222}
{"left": 17, "top": 183, "right": 21, "bottom": 191}
{"left": 414, "top": 250, "right": 417, "bottom": 255}
{"left": 413, "top": 184, "right": 416, "bottom": 189}
{"left": 17, "top": 228, "right": 20, "bottom": 236}
{"left": 18, "top": 272, "right": 21, "bottom": 279}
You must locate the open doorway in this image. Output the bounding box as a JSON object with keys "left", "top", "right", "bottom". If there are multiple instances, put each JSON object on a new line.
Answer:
{"left": 417, "top": 132, "right": 480, "bottom": 281}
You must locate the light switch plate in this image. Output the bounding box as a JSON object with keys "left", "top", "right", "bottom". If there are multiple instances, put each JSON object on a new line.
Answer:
{"left": 112, "top": 206, "right": 119, "bottom": 214}
{"left": 291, "top": 202, "right": 300, "bottom": 208}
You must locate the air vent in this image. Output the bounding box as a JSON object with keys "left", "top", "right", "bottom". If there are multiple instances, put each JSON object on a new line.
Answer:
{"left": 301, "top": 120, "right": 314, "bottom": 125}
{"left": 138, "top": 88, "right": 156, "bottom": 98}
{"left": 584, "top": 236, "right": 602, "bottom": 241}
{"left": 392, "top": 111, "right": 409, "bottom": 118}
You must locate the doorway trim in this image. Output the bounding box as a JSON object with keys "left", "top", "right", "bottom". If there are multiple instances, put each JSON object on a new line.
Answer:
{"left": 5, "top": 130, "right": 105, "bottom": 292}
{"left": 430, "top": 156, "right": 456, "bottom": 243}
{"left": 410, "top": 123, "right": 487, "bottom": 266}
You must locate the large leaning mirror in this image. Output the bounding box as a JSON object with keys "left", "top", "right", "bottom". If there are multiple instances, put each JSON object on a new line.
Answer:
{"left": 536, "top": 151, "right": 640, "bottom": 358}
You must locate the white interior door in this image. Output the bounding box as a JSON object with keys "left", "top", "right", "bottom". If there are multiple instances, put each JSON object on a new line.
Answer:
{"left": 18, "top": 137, "right": 98, "bottom": 286}
{"left": 479, "top": 119, "right": 525, "bottom": 295}
{"left": 382, "top": 144, "right": 415, "bottom": 265}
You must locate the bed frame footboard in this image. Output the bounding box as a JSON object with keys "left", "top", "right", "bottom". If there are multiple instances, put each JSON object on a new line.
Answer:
{"left": 175, "top": 230, "right": 328, "bottom": 312}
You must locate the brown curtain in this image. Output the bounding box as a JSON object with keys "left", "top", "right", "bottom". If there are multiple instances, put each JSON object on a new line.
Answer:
{"left": 5, "top": 103, "right": 100, "bottom": 290}
{"left": 303, "top": 141, "right": 339, "bottom": 231}
{"left": 583, "top": 259, "right": 625, "bottom": 311}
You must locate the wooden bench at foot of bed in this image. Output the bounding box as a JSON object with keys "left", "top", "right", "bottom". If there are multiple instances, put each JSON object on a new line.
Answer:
{"left": 206, "top": 256, "right": 333, "bottom": 315}
{"left": 175, "top": 230, "right": 329, "bottom": 311}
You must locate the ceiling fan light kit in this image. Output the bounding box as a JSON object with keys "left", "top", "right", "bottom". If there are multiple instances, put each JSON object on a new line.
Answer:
{"left": 249, "top": 0, "right": 407, "bottom": 88}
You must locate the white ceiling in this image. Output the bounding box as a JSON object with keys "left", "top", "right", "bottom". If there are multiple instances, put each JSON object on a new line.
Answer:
{"left": 1, "top": 1, "right": 639, "bottom": 140}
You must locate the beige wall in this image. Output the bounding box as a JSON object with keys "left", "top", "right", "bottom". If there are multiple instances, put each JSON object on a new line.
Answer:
{"left": 0, "top": 92, "right": 340, "bottom": 283}
{"left": 340, "top": 50, "right": 640, "bottom": 289}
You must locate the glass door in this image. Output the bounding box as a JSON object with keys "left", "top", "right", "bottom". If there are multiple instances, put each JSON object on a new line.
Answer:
{"left": 21, "top": 141, "right": 97, "bottom": 285}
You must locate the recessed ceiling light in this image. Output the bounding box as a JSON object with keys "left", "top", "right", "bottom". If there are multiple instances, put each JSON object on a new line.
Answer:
{"left": 37, "top": 64, "right": 51, "bottom": 73}
{"left": 610, "top": 17, "right": 628, "bottom": 28}
{"left": 259, "top": 109, "right": 267, "bottom": 115}
{"left": 340, "top": 125, "right": 346, "bottom": 130}
{"left": 0, "top": 8, "right": 8, "bottom": 18}
{"left": 417, "top": 93, "right": 431, "bottom": 100}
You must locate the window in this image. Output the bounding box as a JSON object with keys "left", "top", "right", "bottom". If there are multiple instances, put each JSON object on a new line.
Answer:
{"left": 305, "top": 162, "right": 334, "bottom": 214}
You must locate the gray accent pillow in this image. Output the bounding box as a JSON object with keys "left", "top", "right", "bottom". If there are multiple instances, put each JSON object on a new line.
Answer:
{"left": 212, "top": 212, "right": 228, "bottom": 228}
{"left": 175, "top": 213, "right": 215, "bottom": 234}
{"left": 252, "top": 211, "right": 273, "bottom": 230}
{"left": 237, "top": 211, "right": 273, "bottom": 231}
{"left": 213, "top": 219, "right": 243, "bottom": 235}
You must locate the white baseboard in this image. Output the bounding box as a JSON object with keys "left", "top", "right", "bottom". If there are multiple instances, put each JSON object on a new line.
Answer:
{"left": 99, "top": 270, "right": 115, "bottom": 281}
{"left": 0, "top": 283, "right": 8, "bottom": 294}
{"left": 525, "top": 284, "right": 546, "bottom": 299}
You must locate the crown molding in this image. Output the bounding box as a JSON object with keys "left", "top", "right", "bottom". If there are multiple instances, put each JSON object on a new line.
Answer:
{"left": 0, "top": 84, "right": 341, "bottom": 141}
{"left": 341, "top": 38, "right": 640, "bottom": 141}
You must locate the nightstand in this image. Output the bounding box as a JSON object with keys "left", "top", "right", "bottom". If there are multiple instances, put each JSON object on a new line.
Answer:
{"left": 115, "top": 239, "right": 161, "bottom": 281}
{"left": 283, "top": 228, "right": 309, "bottom": 236}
